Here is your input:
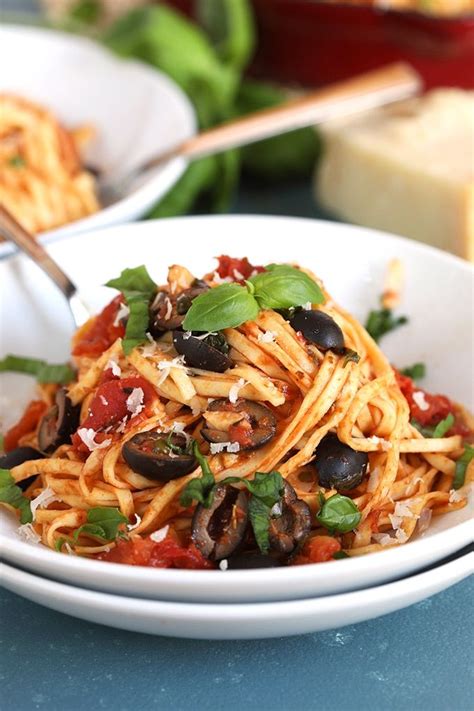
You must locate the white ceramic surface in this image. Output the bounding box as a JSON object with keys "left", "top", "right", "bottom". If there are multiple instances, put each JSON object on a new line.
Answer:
{"left": 1, "top": 216, "right": 473, "bottom": 603}
{"left": 0, "top": 25, "right": 196, "bottom": 254}
{"left": 1, "top": 553, "right": 472, "bottom": 639}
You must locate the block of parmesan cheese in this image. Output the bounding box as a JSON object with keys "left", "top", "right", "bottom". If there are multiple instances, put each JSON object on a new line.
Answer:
{"left": 315, "top": 89, "right": 474, "bottom": 261}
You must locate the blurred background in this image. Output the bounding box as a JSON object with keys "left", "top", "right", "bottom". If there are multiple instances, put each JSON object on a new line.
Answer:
{"left": 2, "top": 0, "right": 473, "bottom": 258}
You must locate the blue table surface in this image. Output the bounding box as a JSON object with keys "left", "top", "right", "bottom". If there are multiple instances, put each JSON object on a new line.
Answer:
{"left": 1, "top": 6, "right": 473, "bottom": 705}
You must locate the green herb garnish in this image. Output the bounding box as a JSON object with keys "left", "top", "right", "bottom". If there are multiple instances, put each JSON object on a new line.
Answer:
{"left": 0, "top": 468, "right": 33, "bottom": 524}
{"left": 0, "top": 355, "right": 75, "bottom": 384}
{"left": 365, "top": 306, "right": 408, "bottom": 343}
{"left": 333, "top": 550, "right": 349, "bottom": 560}
{"left": 73, "top": 507, "right": 128, "bottom": 543}
{"left": 342, "top": 349, "right": 360, "bottom": 367}
{"left": 432, "top": 413, "right": 455, "bottom": 438}
{"left": 316, "top": 493, "right": 361, "bottom": 534}
{"left": 400, "top": 363, "right": 426, "bottom": 380}
{"left": 180, "top": 441, "right": 216, "bottom": 508}
{"left": 106, "top": 266, "right": 157, "bottom": 355}
{"left": 453, "top": 445, "right": 474, "bottom": 490}
{"left": 8, "top": 155, "right": 26, "bottom": 168}
{"left": 183, "top": 265, "right": 324, "bottom": 331}
{"left": 69, "top": 0, "right": 101, "bottom": 24}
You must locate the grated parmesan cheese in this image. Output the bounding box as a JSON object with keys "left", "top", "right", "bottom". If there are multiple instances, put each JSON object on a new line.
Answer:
{"left": 228, "top": 378, "right": 247, "bottom": 404}
{"left": 393, "top": 501, "right": 416, "bottom": 519}
{"left": 219, "top": 559, "right": 229, "bottom": 571}
{"left": 233, "top": 269, "right": 245, "bottom": 281}
{"left": 127, "top": 514, "right": 142, "bottom": 531}
{"left": 100, "top": 395, "right": 109, "bottom": 406}
{"left": 395, "top": 529, "right": 408, "bottom": 544}
{"left": 209, "top": 441, "right": 241, "bottom": 455}
{"left": 150, "top": 525, "right": 169, "bottom": 543}
{"left": 126, "top": 387, "right": 145, "bottom": 418}
{"left": 271, "top": 502, "right": 282, "bottom": 517}
{"left": 412, "top": 391, "right": 429, "bottom": 412}
{"left": 30, "top": 486, "right": 59, "bottom": 518}
{"left": 106, "top": 359, "right": 121, "bottom": 377}
{"left": 164, "top": 297, "right": 173, "bottom": 321}
{"left": 372, "top": 533, "right": 397, "bottom": 547}
{"left": 258, "top": 330, "right": 277, "bottom": 344}
{"left": 77, "top": 428, "right": 112, "bottom": 452}
{"left": 367, "top": 435, "right": 392, "bottom": 451}
{"left": 113, "top": 302, "right": 130, "bottom": 327}
{"left": 115, "top": 416, "right": 128, "bottom": 434}
{"left": 17, "top": 523, "right": 41, "bottom": 545}
{"left": 449, "top": 489, "right": 465, "bottom": 503}
{"left": 302, "top": 302, "right": 312, "bottom": 310}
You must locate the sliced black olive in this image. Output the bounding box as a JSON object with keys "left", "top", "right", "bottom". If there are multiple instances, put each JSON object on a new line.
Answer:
{"left": 173, "top": 331, "right": 232, "bottom": 372}
{"left": 149, "top": 284, "right": 209, "bottom": 335}
{"left": 269, "top": 481, "right": 311, "bottom": 555}
{"left": 314, "top": 433, "right": 368, "bottom": 490}
{"left": 38, "top": 389, "right": 80, "bottom": 455}
{"left": 289, "top": 309, "right": 345, "bottom": 353}
{"left": 201, "top": 399, "right": 277, "bottom": 451}
{"left": 122, "top": 431, "right": 196, "bottom": 482}
{"left": 192, "top": 484, "right": 249, "bottom": 561}
{"left": 226, "top": 552, "right": 283, "bottom": 569}
{"left": 0, "top": 447, "right": 44, "bottom": 491}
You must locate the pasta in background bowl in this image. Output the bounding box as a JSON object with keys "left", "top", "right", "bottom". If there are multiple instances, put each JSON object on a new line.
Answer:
{"left": 0, "top": 216, "right": 472, "bottom": 602}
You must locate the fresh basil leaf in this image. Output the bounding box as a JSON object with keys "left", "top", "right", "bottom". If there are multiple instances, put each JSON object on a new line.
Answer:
{"left": 400, "top": 363, "right": 426, "bottom": 380}
{"left": 180, "top": 441, "right": 216, "bottom": 508}
{"left": 316, "top": 493, "right": 361, "bottom": 534}
{"left": 106, "top": 266, "right": 157, "bottom": 355}
{"left": 196, "top": 0, "right": 255, "bottom": 71}
{"left": 432, "top": 413, "right": 454, "bottom": 438}
{"left": 242, "top": 471, "right": 284, "bottom": 508}
{"left": 411, "top": 419, "right": 435, "bottom": 438}
{"left": 68, "top": 0, "right": 101, "bottom": 24}
{"left": 0, "top": 468, "right": 33, "bottom": 524}
{"left": 365, "top": 307, "right": 408, "bottom": 342}
{"left": 333, "top": 550, "right": 349, "bottom": 559}
{"left": 183, "top": 283, "right": 259, "bottom": 332}
{"left": 453, "top": 445, "right": 474, "bottom": 490}
{"left": 73, "top": 507, "right": 128, "bottom": 542}
{"left": 0, "top": 354, "right": 75, "bottom": 384}
{"left": 342, "top": 349, "right": 360, "bottom": 367}
{"left": 248, "top": 495, "right": 272, "bottom": 554}
{"left": 250, "top": 265, "right": 324, "bottom": 310}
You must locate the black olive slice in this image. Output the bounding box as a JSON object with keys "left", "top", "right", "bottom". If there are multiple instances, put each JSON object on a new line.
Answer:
{"left": 314, "top": 433, "right": 368, "bottom": 490}
{"left": 226, "top": 552, "right": 283, "bottom": 569}
{"left": 289, "top": 309, "right": 345, "bottom": 353}
{"left": 0, "top": 447, "right": 44, "bottom": 491}
{"left": 150, "top": 285, "right": 209, "bottom": 335}
{"left": 192, "top": 484, "right": 249, "bottom": 561}
{"left": 173, "top": 331, "right": 232, "bottom": 373}
{"left": 122, "top": 431, "right": 196, "bottom": 482}
{"left": 201, "top": 399, "right": 277, "bottom": 451}
{"left": 38, "top": 389, "right": 80, "bottom": 455}
{"left": 268, "top": 481, "right": 311, "bottom": 554}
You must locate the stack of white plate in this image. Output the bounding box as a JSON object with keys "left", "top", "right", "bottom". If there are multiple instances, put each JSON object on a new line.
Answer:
{"left": 1, "top": 217, "right": 473, "bottom": 639}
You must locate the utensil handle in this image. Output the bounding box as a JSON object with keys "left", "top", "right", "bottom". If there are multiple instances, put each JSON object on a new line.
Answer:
{"left": 144, "top": 62, "right": 421, "bottom": 169}
{"left": 0, "top": 206, "right": 77, "bottom": 299}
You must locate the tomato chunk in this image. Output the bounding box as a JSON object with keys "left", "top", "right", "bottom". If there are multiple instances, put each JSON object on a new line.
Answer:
{"left": 292, "top": 536, "right": 341, "bottom": 565}
{"left": 216, "top": 255, "right": 264, "bottom": 282}
{"left": 395, "top": 370, "right": 453, "bottom": 426}
{"left": 98, "top": 535, "right": 214, "bottom": 569}
{"left": 4, "top": 400, "right": 47, "bottom": 452}
{"left": 72, "top": 295, "right": 125, "bottom": 357}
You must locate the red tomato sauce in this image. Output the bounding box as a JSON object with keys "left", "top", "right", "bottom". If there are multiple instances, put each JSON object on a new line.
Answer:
{"left": 98, "top": 535, "right": 214, "bottom": 569}
{"left": 292, "top": 536, "right": 341, "bottom": 565}
{"left": 4, "top": 400, "right": 47, "bottom": 452}
{"left": 216, "top": 255, "right": 265, "bottom": 282}
{"left": 72, "top": 295, "right": 125, "bottom": 357}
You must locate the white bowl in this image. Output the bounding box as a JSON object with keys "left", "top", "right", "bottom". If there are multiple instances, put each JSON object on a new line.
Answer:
{"left": 0, "top": 25, "right": 196, "bottom": 255}
{"left": 1, "top": 551, "right": 472, "bottom": 639}
{"left": 1, "top": 216, "right": 473, "bottom": 602}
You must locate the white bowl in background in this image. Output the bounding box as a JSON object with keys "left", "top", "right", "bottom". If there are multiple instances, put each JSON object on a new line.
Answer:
{"left": 0, "top": 25, "right": 196, "bottom": 256}
{"left": 0, "top": 216, "right": 473, "bottom": 602}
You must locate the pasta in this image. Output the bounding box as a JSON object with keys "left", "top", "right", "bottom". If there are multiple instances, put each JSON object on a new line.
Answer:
{"left": 1, "top": 255, "right": 472, "bottom": 569}
{"left": 0, "top": 94, "right": 100, "bottom": 235}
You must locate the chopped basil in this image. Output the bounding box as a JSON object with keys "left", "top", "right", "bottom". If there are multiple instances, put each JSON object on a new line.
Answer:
{"left": 68, "top": 0, "right": 101, "bottom": 24}
{"left": 400, "top": 363, "right": 426, "bottom": 380}
{"left": 365, "top": 306, "right": 408, "bottom": 343}
{"left": 432, "top": 413, "right": 455, "bottom": 438}
{"left": 73, "top": 507, "right": 128, "bottom": 542}
{"left": 249, "top": 264, "right": 324, "bottom": 310}
{"left": 180, "top": 441, "right": 216, "bottom": 508}
{"left": 8, "top": 155, "right": 26, "bottom": 168}
{"left": 0, "top": 468, "right": 33, "bottom": 524}
{"left": 453, "top": 445, "right": 474, "bottom": 490}
{"left": 342, "top": 349, "right": 360, "bottom": 367}
{"left": 333, "top": 550, "right": 349, "bottom": 560}
{"left": 106, "top": 266, "right": 157, "bottom": 355}
{"left": 316, "top": 493, "right": 361, "bottom": 534}
{"left": 0, "top": 354, "right": 75, "bottom": 384}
